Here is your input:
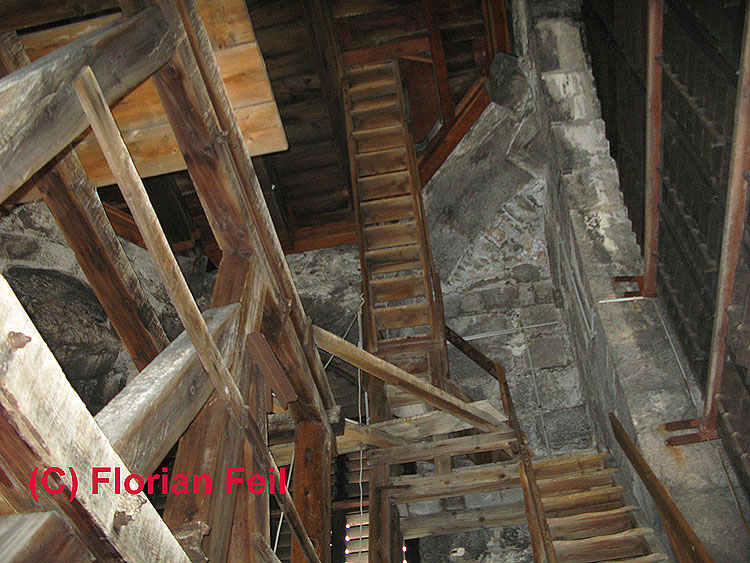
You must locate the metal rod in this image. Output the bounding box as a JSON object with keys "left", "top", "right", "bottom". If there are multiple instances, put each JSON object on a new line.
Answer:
{"left": 703, "top": 0, "right": 750, "bottom": 432}
{"left": 643, "top": 0, "right": 664, "bottom": 297}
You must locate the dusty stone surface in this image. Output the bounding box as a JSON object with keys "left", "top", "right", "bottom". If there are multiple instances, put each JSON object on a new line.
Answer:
{"left": 0, "top": 200, "right": 212, "bottom": 411}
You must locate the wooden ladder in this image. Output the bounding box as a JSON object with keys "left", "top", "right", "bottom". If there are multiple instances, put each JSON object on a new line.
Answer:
{"left": 343, "top": 59, "right": 448, "bottom": 413}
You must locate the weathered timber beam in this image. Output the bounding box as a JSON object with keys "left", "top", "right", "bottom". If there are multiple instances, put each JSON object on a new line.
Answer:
{"left": 367, "top": 429, "right": 516, "bottom": 466}
{"left": 269, "top": 407, "right": 343, "bottom": 446}
{"left": 95, "top": 304, "right": 239, "bottom": 475}
{"left": 0, "top": 511, "right": 92, "bottom": 563}
{"left": 251, "top": 533, "right": 284, "bottom": 563}
{"left": 0, "top": 276, "right": 191, "bottom": 562}
{"left": 0, "top": 6, "right": 176, "bottom": 201}
{"left": 0, "top": 31, "right": 170, "bottom": 371}
{"left": 401, "top": 503, "right": 527, "bottom": 539}
{"left": 388, "top": 460, "right": 521, "bottom": 504}
{"left": 164, "top": 257, "right": 265, "bottom": 563}
{"left": 313, "top": 326, "right": 504, "bottom": 432}
{"left": 291, "top": 420, "right": 332, "bottom": 563}
{"left": 0, "top": 1, "right": 119, "bottom": 33}
{"left": 149, "top": 0, "right": 332, "bottom": 423}
{"left": 73, "top": 67, "right": 321, "bottom": 563}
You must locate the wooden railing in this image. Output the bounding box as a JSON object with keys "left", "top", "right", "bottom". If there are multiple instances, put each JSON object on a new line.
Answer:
{"left": 446, "top": 327, "right": 558, "bottom": 563}
{"left": 609, "top": 413, "right": 715, "bottom": 563}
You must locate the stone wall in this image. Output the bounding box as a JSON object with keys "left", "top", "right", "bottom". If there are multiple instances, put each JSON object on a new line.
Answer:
{"left": 528, "top": 1, "right": 750, "bottom": 560}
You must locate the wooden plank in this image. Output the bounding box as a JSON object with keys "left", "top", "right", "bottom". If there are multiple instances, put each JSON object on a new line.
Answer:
{"left": 370, "top": 275, "right": 426, "bottom": 302}
{"left": 290, "top": 421, "right": 332, "bottom": 563}
{"left": 268, "top": 407, "right": 344, "bottom": 446}
{"left": 73, "top": 101, "right": 287, "bottom": 187}
{"left": 364, "top": 221, "right": 417, "bottom": 250}
{"left": 341, "top": 37, "right": 431, "bottom": 66}
{"left": 0, "top": 31, "right": 170, "bottom": 371}
{"left": 0, "top": 6, "right": 177, "bottom": 201}
{"left": 367, "top": 429, "right": 515, "bottom": 465}
{"left": 314, "top": 325, "right": 504, "bottom": 432}
{"left": 361, "top": 195, "right": 414, "bottom": 224}
{"left": 374, "top": 303, "right": 430, "bottom": 329}
{"left": 401, "top": 503, "right": 527, "bottom": 539}
{"left": 356, "top": 147, "right": 407, "bottom": 177}
{"left": 358, "top": 168, "right": 410, "bottom": 200}
{"left": 547, "top": 506, "right": 638, "bottom": 541}
{"left": 0, "top": 0, "right": 119, "bottom": 33}
{"left": 152, "top": 0, "right": 331, "bottom": 426}
{"left": 0, "top": 275, "right": 191, "bottom": 562}
{"left": 95, "top": 304, "right": 239, "bottom": 475}
{"left": 0, "top": 512, "right": 92, "bottom": 563}
{"left": 73, "top": 65, "right": 321, "bottom": 563}
{"left": 553, "top": 528, "right": 652, "bottom": 563}
{"left": 388, "top": 460, "right": 521, "bottom": 503}
{"left": 247, "top": 332, "right": 298, "bottom": 408}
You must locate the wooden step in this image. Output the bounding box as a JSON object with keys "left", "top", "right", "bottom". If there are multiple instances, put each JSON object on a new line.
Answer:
{"left": 547, "top": 505, "right": 638, "bottom": 541}
{"left": 374, "top": 303, "right": 430, "bottom": 330}
{"left": 359, "top": 169, "right": 411, "bottom": 201}
{"left": 542, "top": 486, "right": 625, "bottom": 517}
{"left": 537, "top": 468, "right": 618, "bottom": 497}
{"left": 370, "top": 275, "right": 427, "bottom": 303}
{"left": 535, "top": 453, "right": 609, "bottom": 479}
{"left": 353, "top": 124, "right": 404, "bottom": 154}
{"left": 553, "top": 527, "right": 652, "bottom": 563}
{"left": 349, "top": 76, "right": 396, "bottom": 101}
{"left": 351, "top": 97, "right": 398, "bottom": 115}
{"left": 355, "top": 147, "right": 407, "bottom": 177}
{"left": 364, "top": 220, "right": 417, "bottom": 250}
{"left": 352, "top": 105, "right": 400, "bottom": 132}
{"left": 361, "top": 195, "right": 414, "bottom": 224}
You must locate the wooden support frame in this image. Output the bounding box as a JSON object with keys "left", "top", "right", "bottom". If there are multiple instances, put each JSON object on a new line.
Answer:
{"left": 313, "top": 325, "right": 504, "bottom": 432}
{"left": 0, "top": 275, "right": 192, "bottom": 562}
{"left": 0, "top": 6, "right": 177, "bottom": 201}
{"left": 73, "top": 64, "right": 322, "bottom": 563}
{"left": 0, "top": 31, "right": 170, "bottom": 372}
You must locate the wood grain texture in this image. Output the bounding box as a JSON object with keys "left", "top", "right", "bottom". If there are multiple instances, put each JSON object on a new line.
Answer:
{"left": 0, "top": 275, "right": 191, "bottom": 562}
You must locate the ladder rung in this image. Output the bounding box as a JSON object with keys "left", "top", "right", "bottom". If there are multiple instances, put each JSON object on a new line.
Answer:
{"left": 364, "top": 221, "right": 417, "bottom": 250}
{"left": 374, "top": 303, "right": 430, "bottom": 330}
{"left": 361, "top": 195, "right": 414, "bottom": 224}
{"left": 370, "top": 275, "right": 427, "bottom": 302}
{"left": 365, "top": 244, "right": 422, "bottom": 274}
{"left": 355, "top": 147, "right": 407, "bottom": 178}
{"left": 358, "top": 170, "right": 411, "bottom": 201}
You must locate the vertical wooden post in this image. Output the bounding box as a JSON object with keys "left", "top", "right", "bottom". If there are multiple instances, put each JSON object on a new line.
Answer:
{"left": 291, "top": 421, "right": 332, "bottom": 563}
{"left": 642, "top": 0, "right": 664, "bottom": 297}
{"left": 368, "top": 463, "right": 392, "bottom": 563}
{"left": 704, "top": 0, "right": 750, "bottom": 432}
{"left": 423, "top": 0, "right": 455, "bottom": 129}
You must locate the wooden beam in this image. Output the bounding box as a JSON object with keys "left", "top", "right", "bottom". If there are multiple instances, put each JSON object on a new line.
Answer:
{"left": 340, "top": 37, "right": 430, "bottom": 67}
{"left": 418, "top": 78, "right": 490, "bottom": 186}
{"left": 422, "top": 0, "right": 455, "bottom": 128}
{"left": 0, "top": 31, "right": 170, "bottom": 371}
{"left": 151, "top": 0, "right": 332, "bottom": 423}
{"left": 401, "top": 503, "right": 526, "bottom": 539}
{"left": 72, "top": 65, "right": 321, "bottom": 563}
{"left": 368, "top": 462, "right": 391, "bottom": 563}
{"left": 269, "top": 407, "right": 343, "bottom": 446}
{"left": 0, "top": 512, "right": 92, "bottom": 563}
{"left": 388, "top": 460, "right": 521, "bottom": 504}
{"left": 291, "top": 421, "right": 332, "bottom": 563}
{"left": 0, "top": 275, "right": 191, "bottom": 562}
{"left": 313, "top": 326, "right": 504, "bottom": 431}
{"left": 95, "top": 303, "right": 239, "bottom": 475}
{"left": 367, "top": 429, "right": 515, "bottom": 466}
{"left": 0, "top": 0, "right": 119, "bottom": 33}
{"left": 0, "top": 6, "right": 177, "bottom": 201}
